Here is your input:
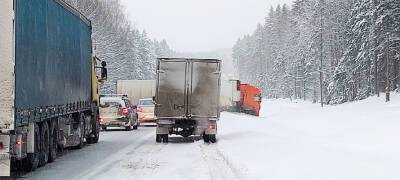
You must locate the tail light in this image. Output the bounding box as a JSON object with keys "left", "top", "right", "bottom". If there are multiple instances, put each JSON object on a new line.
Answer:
{"left": 122, "top": 108, "right": 129, "bottom": 115}
{"left": 208, "top": 123, "right": 215, "bottom": 129}
{"left": 136, "top": 106, "right": 142, "bottom": 113}
{"left": 16, "top": 139, "right": 22, "bottom": 145}
{"left": 0, "top": 142, "right": 4, "bottom": 150}
{"left": 98, "top": 117, "right": 104, "bottom": 123}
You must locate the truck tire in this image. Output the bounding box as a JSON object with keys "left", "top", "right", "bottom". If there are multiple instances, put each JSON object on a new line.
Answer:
{"left": 39, "top": 122, "right": 49, "bottom": 167}
{"left": 210, "top": 135, "right": 217, "bottom": 143}
{"left": 156, "top": 134, "right": 162, "bottom": 143}
{"left": 87, "top": 120, "right": 99, "bottom": 144}
{"left": 48, "top": 121, "right": 58, "bottom": 163}
{"left": 25, "top": 122, "right": 40, "bottom": 171}
{"left": 162, "top": 134, "right": 169, "bottom": 143}
{"left": 203, "top": 134, "right": 210, "bottom": 143}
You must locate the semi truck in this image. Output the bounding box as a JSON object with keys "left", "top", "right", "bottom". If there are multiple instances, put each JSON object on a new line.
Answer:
{"left": 155, "top": 58, "right": 221, "bottom": 143}
{"left": 0, "top": 0, "right": 107, "bottom": 176}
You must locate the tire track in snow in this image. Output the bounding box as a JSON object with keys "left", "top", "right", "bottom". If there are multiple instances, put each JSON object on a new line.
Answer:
{"left": 75, "top": 133, "right": 154, "bottom": 179}
{"left": 200, "top": 144, "right": 249, "bottom": 180}
{"left": 119, "top": 142, "right": 166, "bottom": 178}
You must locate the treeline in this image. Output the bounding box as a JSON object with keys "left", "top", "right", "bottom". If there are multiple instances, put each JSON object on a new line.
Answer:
{"left": 64, "top": 0, "right": 175, "bottom": 93}
{"left": 233, "top": 0, "right": 400, "bottom": 104}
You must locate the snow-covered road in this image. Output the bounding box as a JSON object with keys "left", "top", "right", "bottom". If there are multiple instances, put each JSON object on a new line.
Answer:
{"left": 23, "top": 127, "right": 241, "bottom": 180}
{"left": 23, "top": 94, "right": 400, "bottom": 180}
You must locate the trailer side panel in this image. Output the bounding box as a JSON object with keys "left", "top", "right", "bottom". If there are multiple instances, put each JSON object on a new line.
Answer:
{"left": 14, "top": 0, "right": 92, "bottom": 127}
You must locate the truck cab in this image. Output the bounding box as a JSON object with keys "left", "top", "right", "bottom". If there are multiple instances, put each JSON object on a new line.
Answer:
{"left": 240, "top": 84, "right": 262, "bottom": 116}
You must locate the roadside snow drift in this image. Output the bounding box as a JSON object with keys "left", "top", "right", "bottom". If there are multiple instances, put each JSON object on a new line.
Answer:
{"left": 218, "top": 94, "right": 400, "bottom": 180}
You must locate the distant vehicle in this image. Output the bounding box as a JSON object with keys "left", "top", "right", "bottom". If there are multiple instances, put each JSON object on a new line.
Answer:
{"left": 220, "top": 79, "right": 241, "bottom": 112}
{"left": 137, "top": 98, "right": 156, "bottom": 124}
{"left": 239, "top": 84, "right": 262, "bottom": 116}
{"left": 117, "top": 80, "right": 156, "bottom": 105}
{"left": 99, "top": 95, "right": 138, "bottom": 131}
{"left": 155, "top": 58, "right": 221, "bottom": 143}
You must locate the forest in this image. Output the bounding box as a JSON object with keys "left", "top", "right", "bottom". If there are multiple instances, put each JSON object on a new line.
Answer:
{"left": 64, "top": 0, "right": 175, "bottom": 93}
{"left": 233, "top": 0, "right": 400, "bottom": 104}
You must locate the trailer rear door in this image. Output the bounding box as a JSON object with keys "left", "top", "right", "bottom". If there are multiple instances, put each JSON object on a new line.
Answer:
{"left": 189, "top": 60, "right": 221, "bottom": 118}
{"left": 156, "top": 59, "right": 188, "bottom": 118}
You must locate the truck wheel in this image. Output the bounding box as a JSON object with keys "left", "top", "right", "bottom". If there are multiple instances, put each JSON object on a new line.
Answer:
{"left": 210, "top": 135, "right": 217, "bottom": 143}
{"left": 88, "top": 121, "right": 99, "bottom": 144}
{"left": 162, "top": 135, "right": 169, "bottom": 143}
{"left": 48, "top": 121, "right": 58, "bottom": 162}
{"left": 203, "top": 134, "right": 210, "bottom": 143}
{"left": 39, "top": 122, "right": 49, "bottom": 167}
{"left": 25, "top": 123, "right": 40, "bottom": 171}
{"left": 156, "top": 134, "right": 162, "bottom": 143}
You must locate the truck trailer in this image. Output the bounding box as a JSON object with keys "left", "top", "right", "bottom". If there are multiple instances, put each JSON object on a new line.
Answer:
{"left": 220, "top": 79, "right": 241, "bottom": 112}
{"left": 116, "top": 80, "right": 156, "bottom": 106}
{"left": 0, "top": 0, "right": 107, "bottom": 176}
{"left": 155, "top": 58, "right": 221, "bottom": 143}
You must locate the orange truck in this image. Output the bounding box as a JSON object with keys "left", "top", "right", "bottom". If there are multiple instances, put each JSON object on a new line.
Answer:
{"left": 239, "top": 84, "right": 262, "bottom": 116}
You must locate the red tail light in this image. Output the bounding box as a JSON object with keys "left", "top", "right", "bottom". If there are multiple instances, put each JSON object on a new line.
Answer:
{"left": 136, "top": 106, "right": 142, "bottom": 113}
{"left": 0, "top": 142, "right": 4, "bottom": 149}
{"left": 98, "top": 117, "right": 104, "bottom": 123}
{"left": 122, "top": 108, "right": 129, "bottom": 115}
{"left": 208, "top": 123, "right": 215, "bottom": 129}
{"left": 16, "top": 139, "right": 22, "bottom": 145}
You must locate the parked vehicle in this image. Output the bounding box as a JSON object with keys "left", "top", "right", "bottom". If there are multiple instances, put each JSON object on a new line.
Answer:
{"left": 154, "top": 58, "right": 221, "bottom": 143}
{"left": 117, "top": 80, "right": 156, "bottom": 105}
{"left": 137, "top": 98, "right": 157, "bottom": 124}
{"left": 239, "top": 84, "right": 262, "bottom": 116}
{"left": 99, "top": 95, "right": 138, "bottom": 131}
{"left": 220, "top": 79, "right": 241, "bottom": 112}
{"left": 0, "top": 0, "right": 107, "bottom": 176}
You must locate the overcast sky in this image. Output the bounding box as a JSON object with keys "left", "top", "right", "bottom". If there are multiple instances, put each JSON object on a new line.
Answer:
{"left": 120, "top": 0, "right": 294, "bottom": 53}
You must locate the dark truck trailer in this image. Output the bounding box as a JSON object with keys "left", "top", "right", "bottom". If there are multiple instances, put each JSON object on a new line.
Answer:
{"left": 0, "top": 0, "right": 106, "bottom": 176}
{"left": 155, "top": 58, "right": 221, "bottom": 143}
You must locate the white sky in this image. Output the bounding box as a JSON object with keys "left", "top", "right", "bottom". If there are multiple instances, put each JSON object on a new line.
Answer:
{"left": 120, "top": 0, "right": 294, "bottom": 53}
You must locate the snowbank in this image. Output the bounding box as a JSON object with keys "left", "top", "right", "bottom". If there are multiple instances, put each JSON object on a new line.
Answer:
{"left": 218, "top": 94, "right": 400, "bottom": 180}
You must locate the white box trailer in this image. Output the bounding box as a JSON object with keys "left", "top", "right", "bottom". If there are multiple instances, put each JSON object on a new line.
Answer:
{"left": 116, "top": 80, "right": 156, "bottom": 105}
{"left": 220, "top": 79, "right": 241, "bottom": 112}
